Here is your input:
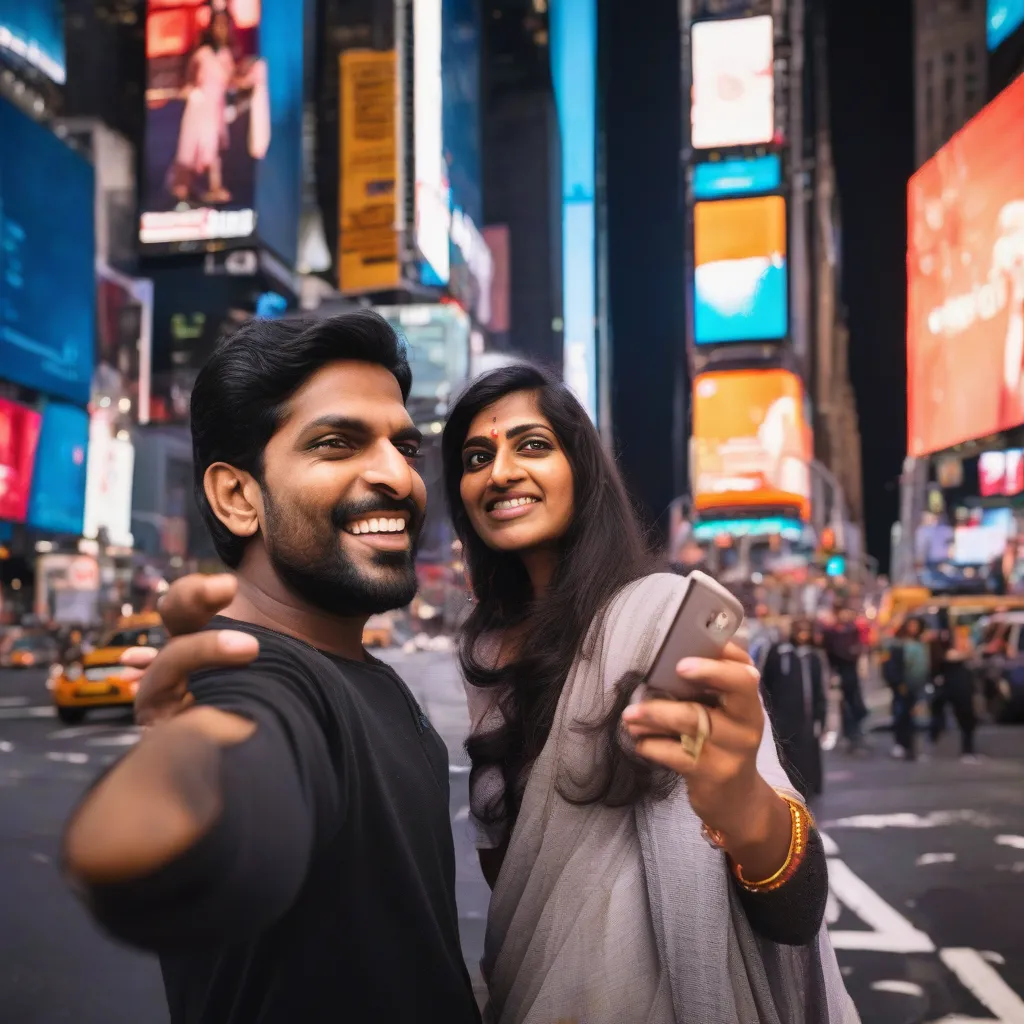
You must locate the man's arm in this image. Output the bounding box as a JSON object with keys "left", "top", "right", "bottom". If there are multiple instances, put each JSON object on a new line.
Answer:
{"left": 64, "top": 668, "right": 338, "bottom": 951}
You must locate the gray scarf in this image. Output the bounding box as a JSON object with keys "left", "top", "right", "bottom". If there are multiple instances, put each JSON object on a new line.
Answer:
{"left": 479, "top": 573, "right": 858, "bottom": 1024}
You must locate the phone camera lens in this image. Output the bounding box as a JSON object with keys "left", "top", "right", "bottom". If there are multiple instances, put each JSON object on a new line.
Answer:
{"left": 707, "top": 611, "right": 732, "bottom": 635}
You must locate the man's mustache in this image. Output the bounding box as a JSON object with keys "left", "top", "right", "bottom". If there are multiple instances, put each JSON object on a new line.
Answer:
{"left": 331, "top": 497, "right": 424, "bottom": 537}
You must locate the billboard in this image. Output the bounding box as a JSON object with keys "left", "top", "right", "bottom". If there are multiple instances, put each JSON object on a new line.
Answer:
{"left": 691, "top": 16, "right": 774, "bottom": 150}
{"left": 377, "top": 303, "right": 470, "bottom": 402}
{"left": 0, "top": 0, "right": 64, "bottom": 82}
{"left": 140, "top": 0, "right": 304, "bottom": 257}
{"left": 83, "top": 412, "right": 136, "bottom": 548}
{"left": 979, "top": 449, "right": 1024, "bottom": 496}
{"left": 0, "top": 398, "right": 41, "bottom": 524}
{"left": 988, "top": 0, "right": 1024, "bottom": 50}
{"left": 693, "top": 154, "right": 781, "bottom": 200}
{"left": 694, "top": 194, "right": 787, "bottom": 343}
{"left": 27, "top": 402, "right": 89, "bottom": 536}
{"left": 692, "top": 369, "right": 812, "bottom": 521}
{"left": 0, "top": 100, "right": 95, "bottom": 406}
{"left": 337, "top": 49, "right": 401, "bottom": 295}
{"left": 907, "top": 74, "right": 1024, "bottom": 457}
{"left": 415, "top": 0, "right": 450, "bottom": 285}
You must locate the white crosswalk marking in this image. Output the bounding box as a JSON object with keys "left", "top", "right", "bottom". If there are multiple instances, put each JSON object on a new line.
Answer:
{"left": 935, "top": 948, "right": 1024, "bottom": 1024}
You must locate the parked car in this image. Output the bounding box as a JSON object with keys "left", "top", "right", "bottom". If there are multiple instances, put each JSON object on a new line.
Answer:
{"left": 974, "top": 611, "right": 1024, "bottom": 723}
{"left": 0, "top": 632, "right": 59, "bottom": 669}
{"left": 51, "top": 613, "right": 166, "bottom": 724}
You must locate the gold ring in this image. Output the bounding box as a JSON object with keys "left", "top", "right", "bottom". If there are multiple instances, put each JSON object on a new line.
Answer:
{"left": 680, "top": 705, "right": 712, "bottom": 762}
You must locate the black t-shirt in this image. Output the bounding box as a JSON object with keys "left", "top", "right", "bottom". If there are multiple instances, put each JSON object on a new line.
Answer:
{"left": 78, "top": 618, "right": 481, "bottom": 1024}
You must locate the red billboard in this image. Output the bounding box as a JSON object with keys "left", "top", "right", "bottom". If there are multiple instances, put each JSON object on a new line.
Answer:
{"left": 908, "top": 73, "right": 1024, "bottom": 457}
{"left": 0, "top": 398, "right": 42, "bottom": 524}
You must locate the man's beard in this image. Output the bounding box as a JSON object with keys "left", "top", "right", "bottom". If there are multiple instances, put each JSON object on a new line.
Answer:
{"left": 262, "top": 490, "right": 421, "bottom": 617}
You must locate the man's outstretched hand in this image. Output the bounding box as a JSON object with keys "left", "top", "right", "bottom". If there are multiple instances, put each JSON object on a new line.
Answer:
{"left": 126, "top": 574, "right": 259, "bottom": 727}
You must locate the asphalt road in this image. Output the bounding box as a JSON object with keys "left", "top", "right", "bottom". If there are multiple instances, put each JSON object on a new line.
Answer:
{"left": 2, "top": 662, "right": 1023, "bottom": 1024}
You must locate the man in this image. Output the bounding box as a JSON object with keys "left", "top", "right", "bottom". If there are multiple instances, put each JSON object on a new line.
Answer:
{"left": 62, "top": 312, "right": 482, "bottom": 1024}
{"left": 824, "top": 604, "right": 866, "bottom": 752}
{"left": 882, "top": 616, "right": 930, "bottom": 761}
{"left": 759, "top": 617, "right": 827, "bottom": 800}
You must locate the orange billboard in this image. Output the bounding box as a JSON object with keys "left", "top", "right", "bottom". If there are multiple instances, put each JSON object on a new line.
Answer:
{"left": 338, "top": 49, "right": 401, "bottom": 294}
{"left": 692, "top": 369, "right": 812, "bottom": 521}
{"left": 907, "top": 73, "right": 1024, "bottom": 457}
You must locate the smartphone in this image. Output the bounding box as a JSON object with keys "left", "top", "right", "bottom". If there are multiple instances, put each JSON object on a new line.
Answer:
{"left": 642, "top": 571, "right": 745, "bottom": 706}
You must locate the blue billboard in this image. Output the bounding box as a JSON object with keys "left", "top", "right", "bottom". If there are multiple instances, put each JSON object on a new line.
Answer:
{"left": 442, "top": 0, "right": 482, "bottom": 227}
{"left": 27, "top": 402, "right": 90, "bottom": 535}
{"left": 988, "top": 0, "right": 1024, "bottom": 49}
{"left": 0, "top": 99, "right": 95, "bottom": 405}
{"left": 0, "top": 0, "right": 65, "bottom": 83}
{"left": 693, "top": 155, "right": 781, "bottom": 200}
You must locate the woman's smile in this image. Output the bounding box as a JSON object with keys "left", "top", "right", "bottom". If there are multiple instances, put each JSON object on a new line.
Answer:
{"left": 487, "top": 494, "right": 542, "bottom": 521}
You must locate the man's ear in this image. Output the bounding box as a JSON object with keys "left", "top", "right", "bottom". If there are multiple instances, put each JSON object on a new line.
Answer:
{"left": 204, "top": 463, "right": 262, "bottom": 541}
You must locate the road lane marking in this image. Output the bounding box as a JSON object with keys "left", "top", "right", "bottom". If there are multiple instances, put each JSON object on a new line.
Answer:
{"left": 0, "top": 706, "right": 55, "bottom": 719}
{"left": 449, "top": 764, "right": 471, "bottom": 774}
{"left": 825, "top": 810, "right": 999, "bottom": 830}
{"left": 0, "top": 741, "right": 12, "bottom": 753}
{"left": 938, "top": 948, "right": 1024, "bottom": 1023}
{"left": 0, "top": 697, "right": 29, "bottom": 707}
{"left": 45, "top": 751, "right": 89, "bottom": 764}
{"left": 819, "top": 829, "right": 840, "bottom": 856}
{"left": 916, "top": 852, "right": 957, "bottom": 866}
{"left": 826, "top": 858, "right": 935, "bottom": 953}
{"left": 87, "top": 732, "right": 141, "bottom": 747}
{"left": 453, "top": 806, "right": 470, "bottom": 823}
{"left": 995, "top": 835, "right": 1024, "bottom": 851}
{"left": 872, "top": 980, "right": 926, "bottom": 997}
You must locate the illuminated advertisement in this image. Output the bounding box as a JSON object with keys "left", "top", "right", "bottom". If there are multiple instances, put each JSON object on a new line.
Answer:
{"left": 376, "top": 303, "right": 470, "bottom": 402}
{"left": 551, "top": 0, "right": 598, "bottom": 421}
{"left": 692, "top": 369, "right": 812, "bottom": 520}
{"left": 338, "top": 50, "right": 400, "bottom": 295}
{"left": 140, "top": 0, "right": 304, "bottom": 256}
{"left": 989, "top": 0, "right": 1024, "bottom": 49}
{"left": 979, "top": 449, "right": 1024, "bottom": 497}
{"left": 27, "top": 402, "right": 89, "bottom": 536}
{"left": 83, "top": 412, "right": 136, "bottom": 548}
{"left": 415, "top": 0, "right": 450, "bottom": 285}
{"left": 907, "top": 74, "right": 1024, "bottom": 457}
{"left": 443, "top": 0, "right": 491, "bottom": 322}
{"left": 693, "top": 155, "right": 781, "bottom": 200}
{"left": 694, "top": 194, "right": 787, "bottom": 343}
{"left": 691, "top": 16, "right": 774, "bottom": 150}
{"left": 0, "top": 398, "right": 41, "bottom": 524}
{"left": 0, "top": 100, "right": 95, "bottom": 406}
{"left": 0, "top": 0, "right": 65, "bottom": 82}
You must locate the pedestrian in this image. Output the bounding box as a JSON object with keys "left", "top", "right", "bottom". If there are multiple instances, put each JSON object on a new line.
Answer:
{"left": 883, "top": 617, "right": 930, "bottom": 760}
{"left": 62, "top": 313, "right": 483, "bottom": 1024}
{"left": 824, "top": 604, "right": 867, "bottom": 752}
{"left": 124, "top": 364, "right": 858, "bottom": 1023}
{"left": 929, "top": 630, "right": 980, "bottom": 762}
{"left": 759, "top": 617, "right": 827, "bottom": 800}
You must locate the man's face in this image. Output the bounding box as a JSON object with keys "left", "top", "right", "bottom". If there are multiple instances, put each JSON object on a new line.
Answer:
{"left": 256, "top": 361, "right": 427, "bottom": 617}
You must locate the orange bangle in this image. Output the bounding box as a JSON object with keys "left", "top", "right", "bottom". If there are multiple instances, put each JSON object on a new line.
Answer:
{"left": 731, "top": 793, "right": 814, "bottom": 893}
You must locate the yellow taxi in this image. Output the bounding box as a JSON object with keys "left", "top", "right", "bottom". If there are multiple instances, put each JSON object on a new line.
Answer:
{"left": 52, "top": 613, "right": 167, "bottom": 724}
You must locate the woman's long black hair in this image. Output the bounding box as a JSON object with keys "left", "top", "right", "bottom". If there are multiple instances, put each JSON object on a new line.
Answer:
{"left": 442, "top": 363, "right": 672, "bottom": 843}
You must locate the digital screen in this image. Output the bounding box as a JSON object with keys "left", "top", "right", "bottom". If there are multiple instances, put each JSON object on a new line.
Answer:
{"left": 27, "top": 402, "right": 89, "bottom": 535}
{"left": 692, "top": 517, "right": 804, "bottom": 541}
{"left": 141, "top": 0, "right": 304, "bottom": 257}
{"left": 693, "top": 155, "right": 781, "bottom": 200}
{"left": 979, "top": 449, "right": 1024, "bottom": 496}
{"left": 551, "top": 0, "right": 598, "bottom": 421}
{"left": 338, "top": 49, "right": 400, "bottom": 294}
{"left": 692, "top": 369, "right": 812, "bottom": 521}
{"left": 376, "top": 303, "right": 470, "bottom": 401}
{"left": 826, "top": 555, "right": 847, "bottom": 578}
{"left": 0, "top": 398, "right": 41, "bottom": 524}
{"left": 0, "top": 99, "right": 95, "bottom": 406}
{"left": 988, "top": 0, "right": 1024, "bottom": 49}
{"left": 83, "top": 413, "right": 135, "bottom": 549}
{"left": 907, "top": 74, "right": 1024, "bottom": 457}
{"left": 414, "top": 0, "right": 450, "bottom": 285}
{"left": 691, "top": 16, "right": 774, "bottom": 150}
{"left": 694, "top": 195, "right": 787, "bottom": 343}
{"left": 0, "top": 0, "right": 65, "bottom": 82}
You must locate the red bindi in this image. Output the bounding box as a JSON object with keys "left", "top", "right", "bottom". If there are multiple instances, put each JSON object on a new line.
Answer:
{"left": 490, "top": 418, "right": 498, "bottom": 439}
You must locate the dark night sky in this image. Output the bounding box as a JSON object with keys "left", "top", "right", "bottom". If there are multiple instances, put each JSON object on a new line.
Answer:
{"left": 605, "top": 0, "right": 915, "bottom": 571}
{"left": 825, "top": 0, "right": 915, "bottom": 571}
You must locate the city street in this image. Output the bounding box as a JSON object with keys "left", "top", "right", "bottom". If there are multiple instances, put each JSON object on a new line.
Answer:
{"left": 2, "top": 654, "right": 1024, "bottom": 1023}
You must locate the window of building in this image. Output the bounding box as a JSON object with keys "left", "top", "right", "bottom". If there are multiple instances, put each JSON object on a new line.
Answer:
{"left": 943, "top": 50, "right": 956, "bottom": 70}
{"left": 945, "top": 74, "right": 956, "bottom": 102}
{"left": 965, "top": 42, "right": 976, "bottom": 64}
{"left": 960, "top": 0, "right": 972, "bottom": 10}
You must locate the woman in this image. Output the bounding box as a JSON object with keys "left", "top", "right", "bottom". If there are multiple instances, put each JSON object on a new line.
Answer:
{"left": 759, "top": 617, "right": 827, "bottom": 800}
{"left": 169, "top": 5, "right": 269, "bottom": 205}
{"left": 128, "top": 365, "right": 855, "bottom": 1023}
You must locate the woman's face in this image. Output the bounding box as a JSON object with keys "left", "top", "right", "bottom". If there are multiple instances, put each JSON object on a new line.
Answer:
{"left": 459, "top": 390, "right": 574, "bottom": 555}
